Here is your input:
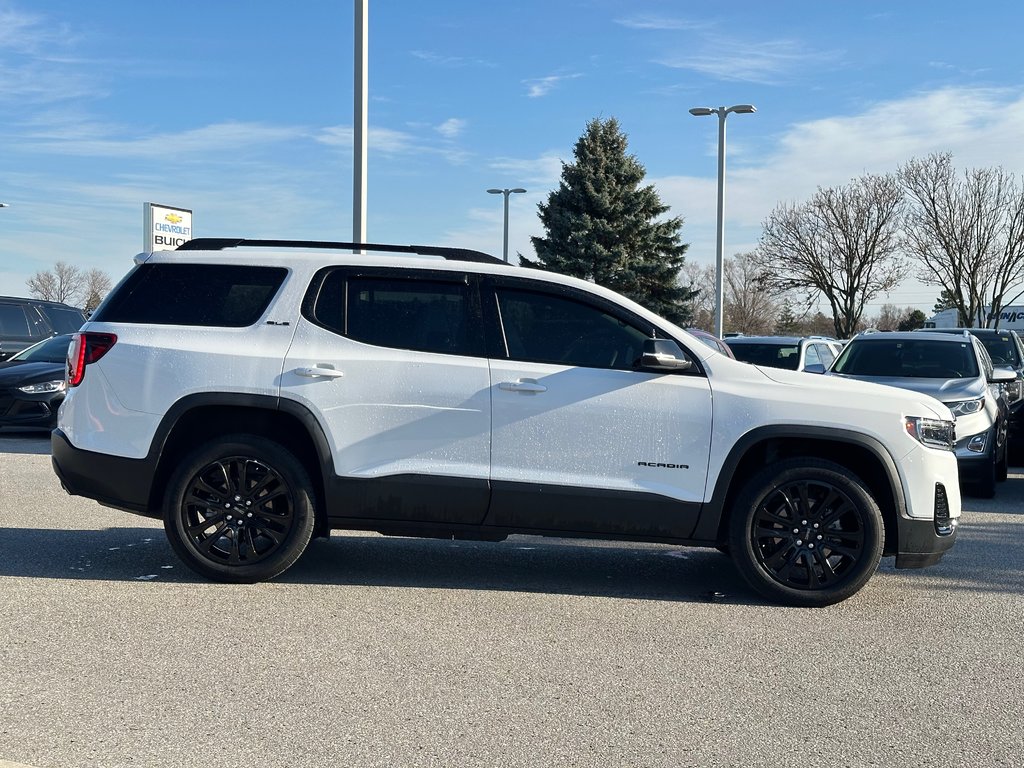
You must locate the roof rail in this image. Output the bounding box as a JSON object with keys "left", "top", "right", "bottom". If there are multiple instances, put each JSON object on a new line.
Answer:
{"left": 176, "top": 238, "right": 506, "bottom": 265}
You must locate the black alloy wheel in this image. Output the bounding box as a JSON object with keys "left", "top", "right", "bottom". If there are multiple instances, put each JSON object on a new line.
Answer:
{"left": 729, "top": 459, "right": 883, "bottom": 607}
{"left": 164, "top": 435, "right": 315, "bottom": 582}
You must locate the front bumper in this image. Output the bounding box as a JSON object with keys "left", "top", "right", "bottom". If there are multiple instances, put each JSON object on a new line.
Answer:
{"left": 895, "top": 482, "right": 958, "bottom": 568}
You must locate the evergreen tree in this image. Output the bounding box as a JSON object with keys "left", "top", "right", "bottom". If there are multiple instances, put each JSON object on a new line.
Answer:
{"left": 897, "top": 309, "right": 927, "bottom": 331}
{"left": 523, "top": 117, "right": 695, "bottom": 324}
{"left": 775, "top": 301, "right": 799, "bottom": 335}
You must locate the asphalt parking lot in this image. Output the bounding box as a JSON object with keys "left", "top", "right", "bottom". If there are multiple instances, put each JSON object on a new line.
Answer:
{"left": 1, "top": 429, "right": 1023, "bottom": 768}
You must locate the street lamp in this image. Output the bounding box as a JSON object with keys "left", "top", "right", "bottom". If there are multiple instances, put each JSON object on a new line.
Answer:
{"left": 689, "top": 104, "right": 756, "bottom": 338}
{"left": 487, "top": 187, "right": 526, "bottom": 262}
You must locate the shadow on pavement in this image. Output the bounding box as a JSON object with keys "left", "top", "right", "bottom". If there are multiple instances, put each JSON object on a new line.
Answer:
{"left": 0, "top": 524, "right": 759, "bottom": 604}
{"left": 0, "top": 431, "right": 51, "bottom": 456}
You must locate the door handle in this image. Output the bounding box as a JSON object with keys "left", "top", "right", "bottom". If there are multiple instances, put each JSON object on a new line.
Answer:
{"left": 498, "top": 379, "right": 547, "bottom": 393}
{"left": 294, "top": 366, "right": 345, "bottom": 379}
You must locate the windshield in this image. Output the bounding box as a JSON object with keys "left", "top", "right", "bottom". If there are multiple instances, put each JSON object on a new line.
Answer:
{"left": 10, "top": 334, "right": 73, "bottom": 363}
{"left": 728, "top": 342, "right": 800, "bottom": 370}
{"left": 978, "top": 334, "right": 1020, "bottom": 366}
{"left": 833, "top": 338, "right": 979, "bottom": 378}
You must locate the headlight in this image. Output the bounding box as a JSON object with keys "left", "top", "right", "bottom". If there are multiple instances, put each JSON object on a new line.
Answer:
{"left": 946, "top": 398, "right": 985, "bottom": 417}
{"left": 905, "top": 416, "right": 955, "bottom": 450}
{"left": 18, "top": 380, "right": 66, "bottom": 394}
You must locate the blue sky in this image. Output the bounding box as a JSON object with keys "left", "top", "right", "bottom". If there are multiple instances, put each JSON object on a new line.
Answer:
{"left": 3, "top": 0, "right": 1024, "bottom": 316}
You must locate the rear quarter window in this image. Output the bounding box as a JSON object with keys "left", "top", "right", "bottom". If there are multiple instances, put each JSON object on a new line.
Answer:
{"left": 93, "top": 264, "right": 287, "bottom": 327}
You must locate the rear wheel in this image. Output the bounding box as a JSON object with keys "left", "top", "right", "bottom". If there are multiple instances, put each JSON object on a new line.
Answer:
{"left": 729, "top": 458, "right": 884, "bottom": 607}
{"left": 163, "top": 435, "right": 316, "bottom": 582}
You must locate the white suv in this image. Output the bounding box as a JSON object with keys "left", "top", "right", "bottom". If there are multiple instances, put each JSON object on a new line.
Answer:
{"left": 52, "top": 238, "right": 961, "bottom": 606}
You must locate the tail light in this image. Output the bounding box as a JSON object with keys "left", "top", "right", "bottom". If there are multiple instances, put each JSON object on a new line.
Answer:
{"left": 67, "top": 332, "right": 117, "bottom": 387}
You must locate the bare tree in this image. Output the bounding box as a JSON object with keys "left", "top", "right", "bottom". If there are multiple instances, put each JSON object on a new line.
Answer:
{"left": 900, "top": 153, "right": 1024, "bottom": 328}
{"left": 679, "top": 261, "right": 715, "bottom": 331}
{"left": 724, "top": 252, "right": 781, "bottom": 335}
{"left": 25, "top": 270, "right": 58, "bottom": 301}
{"left": 870, "top": 303, "right": 907, "bottom": 331}
{"left": 25, "top": 261, "right": 112, "bottom": 309}
{"left": 26, "top": 261, "right": 82, "bottom": 304}
{"left": 81, "top": 268, "right": 113, "bottom": 314}
{"left": 754, "top": 173, "right": 908, "bottom": 338}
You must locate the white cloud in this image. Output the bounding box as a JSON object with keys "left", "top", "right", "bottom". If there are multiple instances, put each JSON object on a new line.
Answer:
{"left": 488, "top": 152, "right": 564, "bottom": 186}
{"left": 436, "top": 118, "right": 466, "bottom": 139}
{"left": 0, "top": 7, "right": 72, "bottom": 53}
{"left": 410, "top": 50, "right": 495, "bottom": 68}
{"left": 615, "top": 15, "right": 708, "bottom": 31}
{"left": 523, "top": 74, "right": 582, "bottom": 98}
{"left": 19, "top": 121, "right": 308, "bottom": 157}
{"left": 659, "top": 38, "right": 839, "bottom": 84}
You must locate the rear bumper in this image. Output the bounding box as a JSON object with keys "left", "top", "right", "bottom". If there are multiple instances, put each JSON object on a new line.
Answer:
{"left": 51, "top": 428, "right": 158, "bottom": 518}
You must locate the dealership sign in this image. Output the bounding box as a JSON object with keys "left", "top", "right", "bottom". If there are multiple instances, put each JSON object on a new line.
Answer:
{"left": 144, "top": 203, "right": 193, "bottom": 251}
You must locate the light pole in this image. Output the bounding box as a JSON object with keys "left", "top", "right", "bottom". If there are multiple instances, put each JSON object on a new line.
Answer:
{"left": 689, "top": 104, "right": 756, "bottom": 338}
{"left": 487, "top": 187, "right": 526, "bottom": 262}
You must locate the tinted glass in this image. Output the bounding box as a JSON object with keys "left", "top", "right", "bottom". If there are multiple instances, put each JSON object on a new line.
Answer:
{"left": 94, "top": 264, "right": 287, "bottom": 327}
{"left": 833, "top": 339, "right": 979, "bottom": 378}
{"left": 496, "top": 289, "right": 648, "bottom": 370}
{"left": 728, "top": 342, "right": 801, "bottom": 370}
{"left": 0, "top": 303, "right": 34, "bottom": 337}
{"left": 317, "top": 273, "right": 475, "bottom": 356}
{"left": 42, "top": 305, "right": 86, "bottom": 333}
{"left": 977, "top": 334, "right": 1020, "bottom": 366}
{"left": 10, "top": 334, "right": 73, "bottom": 363}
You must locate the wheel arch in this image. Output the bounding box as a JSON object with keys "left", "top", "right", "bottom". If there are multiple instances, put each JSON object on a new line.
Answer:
{"left": 147, "top": 393, "right": 334, "bottom": 535}
{"left": 696, "top": 426, "right": 906, "bottom": 556}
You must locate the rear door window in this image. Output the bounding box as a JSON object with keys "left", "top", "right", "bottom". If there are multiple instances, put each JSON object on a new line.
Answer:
{"left": 311, "top": 270, "right": 482, "bottom": 357}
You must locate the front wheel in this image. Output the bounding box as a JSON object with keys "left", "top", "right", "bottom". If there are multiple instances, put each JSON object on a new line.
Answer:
{"left": 163, "top": 435, "right": 316, "bottom": 583}
{"left": 729, "top": 459, "right": 884, "bottom": 607}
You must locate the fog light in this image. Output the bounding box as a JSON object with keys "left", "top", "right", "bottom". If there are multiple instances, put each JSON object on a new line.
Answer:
{"left": 967, "top": 434, "right": 987, "bottom": 453}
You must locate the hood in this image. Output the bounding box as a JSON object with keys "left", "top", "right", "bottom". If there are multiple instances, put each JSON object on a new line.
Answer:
{"left": 749, "top": 363, "right": 953, "bottom": 420}
{"left": 827, "top": 373, "right": 984, "bottom": 405}
{"left": 0, "top": 360, "right": 66, "bottom": 385}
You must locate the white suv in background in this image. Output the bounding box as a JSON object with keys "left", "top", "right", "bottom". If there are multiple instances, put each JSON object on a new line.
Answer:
{"left": 52, "top": 238, "right": 961, "bottom": 606}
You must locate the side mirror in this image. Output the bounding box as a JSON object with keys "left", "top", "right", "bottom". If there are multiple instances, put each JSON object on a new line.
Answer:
{"left": 640, "top": 338, "right": 693, "bottom": 371}
{"left": 991, "top": 366, "right": 1017, "bottom": 384}
{"left": 803, "top": 363, "right": 826, "bottom": 374}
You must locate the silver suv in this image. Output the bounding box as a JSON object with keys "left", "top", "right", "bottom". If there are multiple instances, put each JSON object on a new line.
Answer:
{"left": 829, "top": 330, "right": 1013, "bottom": 497}
{"left": 51, "top": 239, "right": 962, "bottom": 606}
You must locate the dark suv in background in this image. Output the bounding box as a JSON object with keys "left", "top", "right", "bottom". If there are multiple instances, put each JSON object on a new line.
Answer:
{"left": 0, "top": 296, "right": 86, "bottom": 361}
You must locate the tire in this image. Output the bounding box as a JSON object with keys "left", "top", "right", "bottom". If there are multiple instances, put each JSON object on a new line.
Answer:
{"left": 163, "top": 434, "right": 316, "bottom": 583}
{"left": 997, "top": 443, "right": 1009, "bottom": 483}
{"left": 970, "top": 446, "right": 998, "bottom": 499}
{"left": 728, "top": 458, "right": 884, "bottom": 607}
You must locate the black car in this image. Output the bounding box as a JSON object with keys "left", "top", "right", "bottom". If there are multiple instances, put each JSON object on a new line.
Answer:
{"left": 0, "top": 296, "right": 86, "bottom": 361}
{"left": 0, "top": 334, "right": 72, "bottom": 429}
